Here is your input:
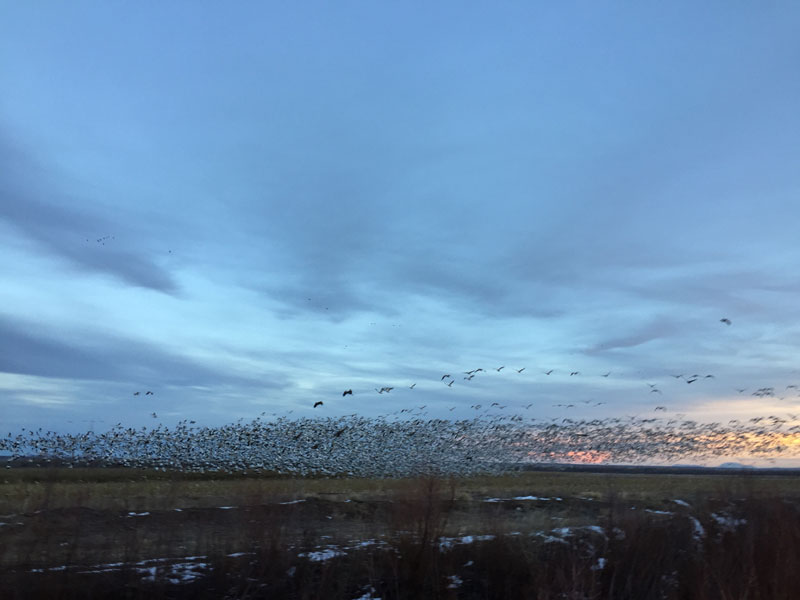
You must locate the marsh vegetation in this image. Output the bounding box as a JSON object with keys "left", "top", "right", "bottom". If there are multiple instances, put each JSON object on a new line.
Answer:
{"left": 2, "top": 467, "right": 800, "bottom": 599}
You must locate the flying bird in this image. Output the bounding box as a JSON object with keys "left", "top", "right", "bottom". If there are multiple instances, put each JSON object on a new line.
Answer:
{"left": 441, "top": 374, "right": 451, "bottom": 380}
{"left": 720, "top": 318, "right": 731, "bottom": 325}
{"left": 342, "top": 389, "right": 353, "bottom": 396}
{"left": 602, "top": 372, "right": 611, "bottom": 377}
{"left": 447, "top": 380, "right": 454, "bottom": 387}
{"left": 544, "top": 370, "right": 554, "bottom": 375}
{"left": 133, "top": 392, "right": 140, "bottom": 396}
{"left": 570, "top": 371, "right": 579, "bottom": 376}
{"left": 314, "top": 401, "right": 324, "bottom": 408}
{"left": 516, "top": 368, "right": 526, "bottom": 373}
{"left": 145, "top": 391, "right": 153, "bottom": 396}
{"left": 409, "top": 383, "right": 416, "bottom": 389}
{"left": 496, "top": 366, "right": 505, "bottom": 372}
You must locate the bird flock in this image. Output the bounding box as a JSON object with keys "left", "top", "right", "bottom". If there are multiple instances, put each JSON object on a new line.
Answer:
{"left": 3, "top": 410, "right": 800, "bottom": 476}
{"left": 4, "top": 316, "right": 800, "bottom": 474}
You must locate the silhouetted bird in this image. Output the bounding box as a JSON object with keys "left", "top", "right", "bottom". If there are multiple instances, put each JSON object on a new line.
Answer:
{"left": 516, "top": 368, "right": 526, "bottom": 373}
{"left": 145, "top": 391, "right": 153, "bottom": 396}
{"left": 441, "top": 374, "right": 451, "bottom": 380}
{"left": 409, "top": 383, "right": 416, "bottom": 389}
{"left": 447, "top": 380, "right": 454, "bottom": 387}
{"left": 544, "top": 370, "right": 554, "bottom": 375}
{"left": 496, "top": 366, "right": 505, "bottom": 372}
{"left": 720, "top": 318, "right": 731, "bottom": 325}
{"left": 570, "top": 371, "right": 579, "bottom": 376}
{"left": 133, "top": 392, "right": 140, "bottom": 396}
{"left": 342, "top": 389, "right": 353, "bottom": 396}
{"left": 314, "top": 401, "right": 323, "bottom": 408}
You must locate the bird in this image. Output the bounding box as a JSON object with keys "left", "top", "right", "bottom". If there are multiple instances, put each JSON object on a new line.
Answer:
{"left": 602, "top": 372, "right": 611, "bottom": 377}
{"left": 496, "top": 366, "right": 505, "bottom": 372}
{"left": 447, "top": 380, "right": 454, "bottom": 387}
{"left": 342, "top": 389, "right": 353, "bottom": 397}
{"left": 133, "top": 392, "right": 140, "bottom": 396}
{"left": 441, "top": 374, "right": 451, "bottom": 380}
{"left": 314, "top": 401, "right": 323, "bottom": 408}
{"left": 145, "top": 391, "right": 153, "bottom": 396}
{"left": 409, "top": 383, "right": 416, "bottom": 389}
{"left": 570, "top": 371, "right": 579, "bottom": 376}
{"left": 516, "top": 368, "right": 526, "bottom": 373}
{"left": 720, "top": 318, "right": 731, "bottom": 325}
{"left": 544, "top": 370, "right": 554, "bottom": 375}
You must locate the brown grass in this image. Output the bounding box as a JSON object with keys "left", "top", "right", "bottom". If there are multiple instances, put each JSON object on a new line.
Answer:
{"left": 1, "top": 469, "right": 800, "bottom": 598}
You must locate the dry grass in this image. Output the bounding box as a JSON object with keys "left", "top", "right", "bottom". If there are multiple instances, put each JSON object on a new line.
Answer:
{"left": 2, "top": 468, "right": 800, "bottom": 599}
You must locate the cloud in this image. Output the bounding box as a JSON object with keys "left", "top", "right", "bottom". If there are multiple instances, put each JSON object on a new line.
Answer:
{"left": 0, "top": 129, "right": 178, "bottom": 292}
{"left": 0, "top": 314, "right": 282, "bottom": 389}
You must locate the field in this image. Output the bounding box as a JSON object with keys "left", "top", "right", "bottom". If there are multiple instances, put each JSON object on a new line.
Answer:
{"left": 2, "top": 466, "right": 800, "bottom": 599}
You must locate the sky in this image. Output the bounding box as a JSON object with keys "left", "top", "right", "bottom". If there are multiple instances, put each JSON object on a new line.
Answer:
{"left": 2, "top": 3, "right": 800, "bottom": 464}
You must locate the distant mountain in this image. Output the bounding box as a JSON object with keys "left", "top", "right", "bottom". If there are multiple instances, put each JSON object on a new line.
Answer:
{"left": 717, "top": 462, "right": 756, "bottom": 469}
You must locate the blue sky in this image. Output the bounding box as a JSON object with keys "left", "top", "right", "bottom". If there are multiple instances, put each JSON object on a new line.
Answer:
{"left": 2, "top": 3, "right": 800, "bottom": 462}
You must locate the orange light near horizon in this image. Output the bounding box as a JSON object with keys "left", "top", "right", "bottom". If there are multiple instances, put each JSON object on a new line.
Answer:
{"left": 528, "top": 449, "right": 612, "bottom": 464}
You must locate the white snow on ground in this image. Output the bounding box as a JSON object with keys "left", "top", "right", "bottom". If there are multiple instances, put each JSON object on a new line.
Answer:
{"left": 298, "top": 547, "right": 346, "bottom": 562}
{"left": 645, "top": 509, "right": 674, "bottom": 515}
{"left": 591, "top": 557, "right": 607, "bottom": 571}
{"left": 673, "top": 499, "right": 691, "bottom": 507}
{"left": 484, "top": 495, "right": 563, "bottom": 502}
{"left": 439, "top": 534, "right": 495, "bottom": 549}
{"left": 140, "top": 561, "right": 208, "bottom": 584}
{"left": 217, "top": 506, "right": 236, "bottom": 510}
{"left": 583, "top": 525, "right": 606, "bottom": 536}
{"left": 535, "top": 525, "right": 608, "bottom": 544}
{"left": 279, "top": 499, "right": 306, "bottom": 505}
{"left": 689, "top": 516, "right": 705, "bottom": 541}
{"left": 446, "top": 574, "right": 463, "bottom": 589}
{"left": 352, "top": 585, "right": 381, "bottom": 599}
{"left": 126, "top": 511, "right": 150, "bottom": 517}
{"left": 711, "top": 512, "right": 747, "bottom": 531}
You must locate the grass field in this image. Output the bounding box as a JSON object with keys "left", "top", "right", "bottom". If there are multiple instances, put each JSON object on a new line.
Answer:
{"left": 2, "top": 467, "right": 800, "bottom": 599}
